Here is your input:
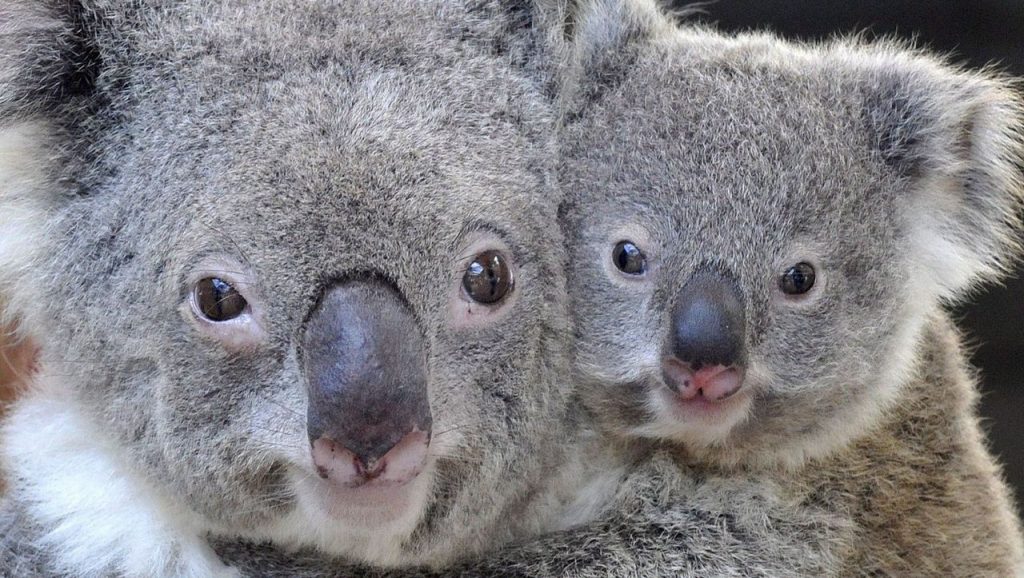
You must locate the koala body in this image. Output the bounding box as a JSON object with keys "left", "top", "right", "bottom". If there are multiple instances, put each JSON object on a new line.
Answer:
{"left": 0, "top": 0, "right": 608, "bottom": 575}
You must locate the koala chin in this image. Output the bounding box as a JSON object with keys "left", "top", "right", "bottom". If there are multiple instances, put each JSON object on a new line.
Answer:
{"left": 0, "top": 0, "right": 581, "bottom": 575}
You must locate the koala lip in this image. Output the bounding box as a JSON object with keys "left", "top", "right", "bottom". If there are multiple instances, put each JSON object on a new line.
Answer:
{"left": 312, "top": 428, "right": 429, "bottom": 489}
{"left": 652, "top": 374, "right": 752, "bottom": 426}
{"left": 661, "top": 359, "right": 745, "bottom": 403}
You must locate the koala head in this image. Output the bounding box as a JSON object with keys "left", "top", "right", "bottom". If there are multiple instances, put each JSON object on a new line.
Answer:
{"left": 0, "top": 0, "right": 568, "bottom": 567}
{"left": 558, "top": 1, "right": 1024, "bottom": 469}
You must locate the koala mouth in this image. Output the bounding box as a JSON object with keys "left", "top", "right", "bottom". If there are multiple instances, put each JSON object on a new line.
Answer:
{"left": 656, "top": 383, "right": 752, "bottom": 419}
{"left": 638, "top": 377, "right": 753, "bottom": 447}
{"left": 294, "top": 451, "right": 437, "bottom": 527}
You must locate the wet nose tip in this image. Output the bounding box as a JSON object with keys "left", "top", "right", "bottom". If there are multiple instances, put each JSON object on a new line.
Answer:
{"left": 671, "top": 271, "right": 746, "bottom": 368}
{"left": 312, "top": 429, "right": 430, "bottom": 487}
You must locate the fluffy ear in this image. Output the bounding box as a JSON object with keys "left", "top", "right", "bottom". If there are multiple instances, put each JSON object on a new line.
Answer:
{"left": 0, "top": 1, "right": 93, "bottom": 327}
{"left": 861, "top": 56, "right": 1024, "bottom": 302}
{"left": 0, "top": 1, "right": 96, "bottom": 118}
{"left": 560, "top": 0, "right": 671, "bottom": 110}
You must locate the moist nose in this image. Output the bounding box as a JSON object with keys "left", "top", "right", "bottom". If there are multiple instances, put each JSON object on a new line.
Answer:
{"left": 302, "top": 280, "right": 431, "bottom": 485}
{"left": 669, "top": 270, "right": 746, "bottom": 370}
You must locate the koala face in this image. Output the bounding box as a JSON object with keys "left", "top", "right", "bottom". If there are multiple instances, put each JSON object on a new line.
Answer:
{"left": 1, "top": 0, "right": 567, "bottom": 566}
{"left": 561, "top": 16, "right": 1023, "bottom": 468}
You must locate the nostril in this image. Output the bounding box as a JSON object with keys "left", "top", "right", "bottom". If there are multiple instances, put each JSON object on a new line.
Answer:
{"left": 697, "top": 365, "right": 744, "bottom": 401}
{"left": 312, "top": 437, "right": 361, "bottom": 484}
{"left": 311, "top": 429, "right": 430, "bottom": 488}
{"left": 376, "top": 429, "right": 430, "bottom": 484}
{"left": 662, "top": 358, "right": 699, "bottom": 400}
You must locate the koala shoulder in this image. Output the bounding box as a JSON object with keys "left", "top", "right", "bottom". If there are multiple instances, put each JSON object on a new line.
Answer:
{"left": 789, "top": 315, "right": 1024, "bottom": 575}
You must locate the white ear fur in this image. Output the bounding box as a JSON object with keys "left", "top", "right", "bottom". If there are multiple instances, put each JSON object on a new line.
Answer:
{"left": 856, "top": 51, "right": 1024, "bottom": 302}
{"left": 0, "top": 121, "right": 60, "bottom": 330}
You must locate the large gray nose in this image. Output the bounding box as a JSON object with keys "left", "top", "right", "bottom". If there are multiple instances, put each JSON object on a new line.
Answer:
{"left": 302, "top": 281, "right": 431, "bottom": 487}
{"left": 669, "top": 270, "right": 746, "bottom": 369}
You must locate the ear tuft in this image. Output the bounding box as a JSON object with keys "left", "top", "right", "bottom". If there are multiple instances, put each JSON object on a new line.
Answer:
{"left": 862, "top": 56, "right": 1024, "bottom": 301}
{"left": 561, "top": 0, "right": 672, "bottom": 113}
{"left": 0, "top": 0, "right": 99, "bottom": 120}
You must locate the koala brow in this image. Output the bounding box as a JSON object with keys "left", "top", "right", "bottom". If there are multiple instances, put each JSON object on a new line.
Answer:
{"left": 450, "top": 221, "right": 526, "bottom": 264}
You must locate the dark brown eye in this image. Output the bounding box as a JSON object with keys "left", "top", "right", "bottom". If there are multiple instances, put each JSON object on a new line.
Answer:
{"left": 194, "top": 277, "right": 248, "bottom": 321}
{"left": 462, "top": 250, "right": 514, "bottom": 304}
{"left": 613, "top": 241, "right": 646, "bottom": 275}
{"left": 779, "top": 262, "right": 816, "bottom": 295}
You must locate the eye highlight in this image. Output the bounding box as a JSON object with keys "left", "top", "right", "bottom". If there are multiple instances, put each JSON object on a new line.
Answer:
{"left": 613, "top": 241, "right": 646, "bottom": 275}
{"left": 462, "top": 250, "right": 514, "bottom": 304}
{"left": 779, "top": 262, "right": 816, "bottom": 295}
{"left": 193, "top": 277, "right": 248, "bottom": 321}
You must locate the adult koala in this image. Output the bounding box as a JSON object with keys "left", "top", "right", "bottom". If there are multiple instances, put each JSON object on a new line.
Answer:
{"left": 0, "top": 0, "right": 587, "bottom": 575}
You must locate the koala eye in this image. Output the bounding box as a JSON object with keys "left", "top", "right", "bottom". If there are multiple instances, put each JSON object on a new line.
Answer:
{"left": 193, "top": 277, "right": 248, "bottom": 321}
{"left": 612, "top": 241, "right": 646, "bottom": 275}
{"left": 462, "top": 250, "right": 514, "bottom": 304}
{"left": 779, "top": 262, "right": 816, "bottom": 295}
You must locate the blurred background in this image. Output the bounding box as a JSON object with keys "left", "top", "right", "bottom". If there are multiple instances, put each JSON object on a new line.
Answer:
{"left": 666, "top": 0, "right": 1024, "bottom": 512}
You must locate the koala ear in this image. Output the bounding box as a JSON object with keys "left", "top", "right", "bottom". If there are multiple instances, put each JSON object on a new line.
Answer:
{"left": 0, "top": 1, "right": 95, "bottom": 326}
{"left": 862, "top": 56, "right": 1024, "bottom": 302}
{"left": 560, "top": 0, "right": 670, "bottom": 111}
{"left": 0, "top": 1, "right": 98, "bottom": 118}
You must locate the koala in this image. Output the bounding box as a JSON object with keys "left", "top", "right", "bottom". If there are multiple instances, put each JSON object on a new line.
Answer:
{"left": 4, "top": 1, "right": 1019, "bottom": 578}
{"left": 554, "top": 0, "right": 1024, "bottom": 574}
{"left": 0, "top": 0, "right": 603, "bottom": 575}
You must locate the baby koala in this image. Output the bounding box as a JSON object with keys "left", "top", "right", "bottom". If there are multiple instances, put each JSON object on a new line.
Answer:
{"left": 557, "top": 0, "right": 1024, "bottom": 573}
{"left": 0, "top": 0, "right": 583, "bottom": 575}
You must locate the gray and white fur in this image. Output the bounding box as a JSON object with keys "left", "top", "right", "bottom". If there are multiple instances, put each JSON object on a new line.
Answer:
{"left": 556, "top": 0, "right": 1024, "bottom": 574}
{"left": 222, "top": 1, "right": 1024, "bottom": 575}
{"left": 2, "top": 0, "right": 1022, "bottom": 576}
{"left": 0, "top": 0, "right": 596, "bottom": 575}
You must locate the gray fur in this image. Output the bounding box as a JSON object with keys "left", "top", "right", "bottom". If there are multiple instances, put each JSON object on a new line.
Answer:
{"left": 2, "top": 0, "right": 1022, "bottom": 576}
{"left": 0, "top": 0, "right": 585, "bottom": 574}
{"left": 555, "top": 0, "right": 1024, "bottom": 574}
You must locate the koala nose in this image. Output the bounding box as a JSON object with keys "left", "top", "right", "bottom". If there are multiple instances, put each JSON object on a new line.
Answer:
{"left": 662, "top": 270, "right": 747, "bottom": 401}
{"left": 302, "top": 280, "right": 431, "bottom": 488}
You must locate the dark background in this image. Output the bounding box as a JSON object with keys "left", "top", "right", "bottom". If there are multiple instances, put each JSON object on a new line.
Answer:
{"left": 667, "top": 0, "right": 1024, "bottom": 510}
